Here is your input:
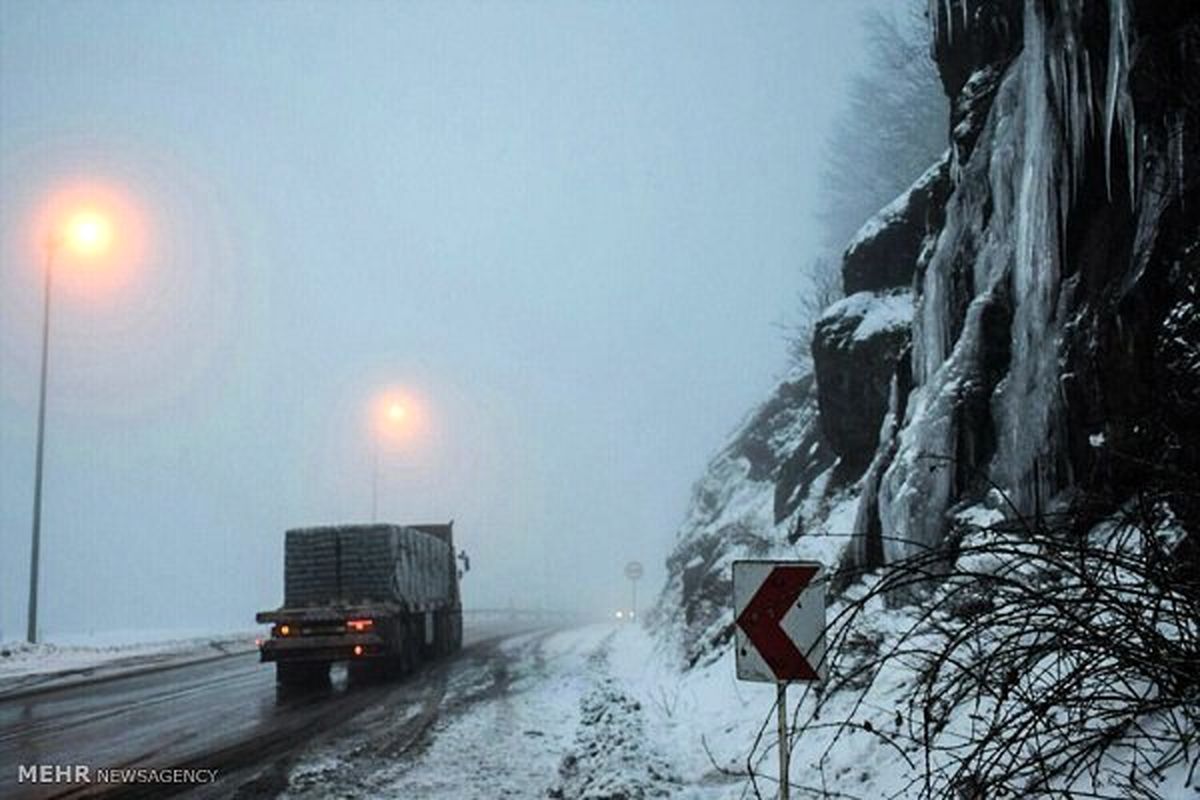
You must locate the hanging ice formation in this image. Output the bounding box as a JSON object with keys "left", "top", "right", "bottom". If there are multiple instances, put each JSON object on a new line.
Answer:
{"left": 877, "top": 0, "right": 1137, "bottom": 560}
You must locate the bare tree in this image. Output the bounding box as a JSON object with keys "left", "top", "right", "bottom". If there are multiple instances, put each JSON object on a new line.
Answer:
{"left": 781, "top": 254, "right": 842, "bottom": 370}
{"left": 818, "top": 4, "right": 947, "bottom": 252}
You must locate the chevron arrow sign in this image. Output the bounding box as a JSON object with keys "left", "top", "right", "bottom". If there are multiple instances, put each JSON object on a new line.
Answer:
{"left": 733, "top": 560, "right": 826, "bottom": 683}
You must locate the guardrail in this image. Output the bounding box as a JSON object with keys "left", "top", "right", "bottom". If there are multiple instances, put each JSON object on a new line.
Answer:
{"left": 461, "top": 608, "right": 595, "bottom": 622}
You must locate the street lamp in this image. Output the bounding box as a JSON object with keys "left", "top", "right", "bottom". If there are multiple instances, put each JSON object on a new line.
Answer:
{"left": 26, "top": 209, "right": 113, "bottom": 643}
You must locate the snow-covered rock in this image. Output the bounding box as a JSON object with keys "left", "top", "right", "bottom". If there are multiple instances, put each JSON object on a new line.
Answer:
{"left": 841, "top": 155, "right": 951, "bottom": 295}
{"left": 652, "top": 372, "right": 852, "bottom": 668}
{"left": 812, "top": 290, "right": 914, "bottom": 476}
{"left": 871, "top": 0, "right": 1200, "bottom": 558}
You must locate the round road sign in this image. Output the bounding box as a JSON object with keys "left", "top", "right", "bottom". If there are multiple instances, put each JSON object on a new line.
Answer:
{"left": 624, "top": 561, "right": 644, "bottom": 581}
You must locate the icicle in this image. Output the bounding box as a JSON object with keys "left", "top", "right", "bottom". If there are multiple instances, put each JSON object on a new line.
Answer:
{"left": 878, "top": 0, "right": 1144, "bottom": 557}
{"left": 930, "top": 0, "right": 959, "bottom": 45}
{"left": 1169, "top": 109, "right": 1186, "bottom": 208}
{"left": 1103, "top": 0, "right": 1136, "bottom": 202}
{"left": 1081, "top": 46, "right": 1094, "bottom": 197}
{"left": 1176, "top": 111, "right": 1186, "bottom": 207}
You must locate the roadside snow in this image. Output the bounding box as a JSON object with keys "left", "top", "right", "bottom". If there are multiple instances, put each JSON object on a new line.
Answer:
{"left": 280, "top": 625, "right": 621, "bottom": 800}
{"left": 0, "top": 629, "right": 258, "bottom": 696}
{"left": 607, "top": 617, "right": 918, "bottom": 799}
{"left": 551, "top": 633, "right": 678, "bottom": 799}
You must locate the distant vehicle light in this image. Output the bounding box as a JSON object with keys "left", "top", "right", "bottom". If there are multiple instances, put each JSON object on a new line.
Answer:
{"left": 278, "top": 624, "right": 291, "bottom": 637}
{"left": 615, "top": 611, "right": 624, "bottom": 619}
{"left": 255, "top": 638, "right": 262, "bottom": 647}
{"left": 353, "top": 645, "right": 364, "bottom": 656}
{"left": 346, "top": 618, "right": 375, "bottom": 632}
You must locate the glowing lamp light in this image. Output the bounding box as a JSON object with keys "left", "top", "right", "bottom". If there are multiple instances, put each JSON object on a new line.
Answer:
{"left": 30, "top": 182, "right": 149, "bottom": 300}
{"left": 64, "top": 210, "right": 113, "bottom": 256}
{"left": 353, "top": 645, "right": 364, "bottom": 657}
{"left": 370, "top": 388, "right": 424, "bottom": 450}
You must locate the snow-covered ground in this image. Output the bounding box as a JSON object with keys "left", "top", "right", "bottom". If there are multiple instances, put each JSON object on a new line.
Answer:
{"left": 277, "top": 625, "right": 633, "bottom": 799}
{"left": 613, "top": 614, "right": 914, "bottom": 800}
{"left": 262, "top": 620, "right": 929, "bottom": 798}
{"left": 0, "top": 628, "right": 258, "bottom": 697}
{"left": 3, "top": 616, "right": 1189, "bottom": 798}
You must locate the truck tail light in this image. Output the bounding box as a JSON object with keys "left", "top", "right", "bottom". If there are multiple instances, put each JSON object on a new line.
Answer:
{"left": 346, "top": 618, "right": 374, "bottom": 632}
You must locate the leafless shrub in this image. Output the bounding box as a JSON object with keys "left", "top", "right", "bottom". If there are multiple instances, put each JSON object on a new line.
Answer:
{"left": 790, "top": 490, "right": 1200, "bottom": 799}
{"left": 780, "top": 255, "right": 843, "bottom": 369}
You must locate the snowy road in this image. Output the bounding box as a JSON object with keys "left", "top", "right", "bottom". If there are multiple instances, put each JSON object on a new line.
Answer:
{"left": 269, "top": 625, "right": 617, "bottom": 799}
{"left": 0, "top": 620, "right": 565, "bottom": 799}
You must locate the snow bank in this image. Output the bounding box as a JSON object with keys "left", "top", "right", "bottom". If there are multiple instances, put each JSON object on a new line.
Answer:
{"left": 551, "top": 634, "right": 678, "bottom": 799}
{"left": 0, "top": 629, "right": 258, "bottom": 695}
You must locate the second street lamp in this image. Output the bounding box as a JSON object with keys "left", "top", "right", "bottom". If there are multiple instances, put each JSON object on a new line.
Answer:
{"left": 370, "top": 398, "right": 409, "bottom": 522}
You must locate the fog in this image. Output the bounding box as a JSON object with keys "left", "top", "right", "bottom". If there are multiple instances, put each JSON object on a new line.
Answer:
{"left": 1, "top": 1, "right": 880, "bottom": 639}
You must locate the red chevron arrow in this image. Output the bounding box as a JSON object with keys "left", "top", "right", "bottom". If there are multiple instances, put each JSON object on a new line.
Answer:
{"left": 736, "top": 565, "right": 820, "bottom": 681}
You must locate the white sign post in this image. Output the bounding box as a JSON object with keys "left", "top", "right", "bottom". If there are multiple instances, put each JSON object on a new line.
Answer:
{"left": 624, "top": 560, "right": 643, "bottom": 619}
{"left": 733, "top": 560, "right": 825, "bottom": 800}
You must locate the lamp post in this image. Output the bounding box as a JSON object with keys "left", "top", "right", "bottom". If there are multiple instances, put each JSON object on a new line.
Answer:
{"left": 371, "top": 400, "right": 407, "bottom": 523}
{"left": 27, "top": 211, "right": 112, "bottom": 643}
{"left": 371, "top": 441, "right": 380, "bottom": 523}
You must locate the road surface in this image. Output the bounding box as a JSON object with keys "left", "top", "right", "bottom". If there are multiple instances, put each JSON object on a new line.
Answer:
{"left": 0, "top": 620, "right": 551, "bottom": 799}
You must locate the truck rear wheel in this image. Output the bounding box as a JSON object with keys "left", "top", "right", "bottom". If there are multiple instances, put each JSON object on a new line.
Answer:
{"left": 276, "top": 661, "right": 330, "bottom": 686}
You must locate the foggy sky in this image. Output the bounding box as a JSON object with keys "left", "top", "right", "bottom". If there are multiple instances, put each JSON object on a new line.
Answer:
{"left": 1, "top": 0, "right": 881, "bottom": 639}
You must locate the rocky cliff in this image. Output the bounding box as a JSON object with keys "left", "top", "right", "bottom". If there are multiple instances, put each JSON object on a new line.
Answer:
{"left": 657, "top": 0, "right": 1199, "bottom": 662}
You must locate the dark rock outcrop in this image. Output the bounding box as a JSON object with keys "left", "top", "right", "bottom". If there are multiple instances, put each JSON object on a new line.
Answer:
{"left": 812, "top": 290, "right": 914, "bottom": 477}
{"left": 651, "top": 374, "right": 832, "bottom": 667}
{"left": 1057, "top": 2, "right": 1200, "bottom": 533}
{"left": 868, "top": 0, "right": 1200, "bottom": 562}
{"left": 841, "top": 156, "right": 952, "bottom": 296}
{"left": 930, "top": 0, "right": 1024, "bottom": 107}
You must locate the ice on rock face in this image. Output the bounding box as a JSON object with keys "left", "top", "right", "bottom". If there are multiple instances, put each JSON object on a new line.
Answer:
{"left": 930, "top": 0, "right": 972, "bottom": 46}
{"left": 879, "top": 0, "right": 1138, "bottom": 557}
{"left": 1104, "top": 0, "right": 1136, "bottom": 200}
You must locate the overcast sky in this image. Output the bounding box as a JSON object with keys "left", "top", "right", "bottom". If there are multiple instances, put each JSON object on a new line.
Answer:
{"left": 1, "top": 0, "right": 881, "bottom": 638}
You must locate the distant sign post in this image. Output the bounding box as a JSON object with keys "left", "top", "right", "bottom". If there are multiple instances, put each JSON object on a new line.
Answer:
{"left": 624, "top": 561, "right": 643, "bottom": 620}
{"left": 733, "top": 560, "right": 825, "bottom": 800}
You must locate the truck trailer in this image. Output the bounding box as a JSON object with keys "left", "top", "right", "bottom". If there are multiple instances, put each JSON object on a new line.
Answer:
{"left": 256, "top": 522, "right": 463, "bottom": 685}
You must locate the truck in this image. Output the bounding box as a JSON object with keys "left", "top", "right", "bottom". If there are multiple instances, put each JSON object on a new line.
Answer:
{"left": 256, "top": 522, "right": 463, "bottom": 685}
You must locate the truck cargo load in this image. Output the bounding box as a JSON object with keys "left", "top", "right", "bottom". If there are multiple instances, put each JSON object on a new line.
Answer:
{"left": 256, "top": 522, "right": 464, "bottom": 685}
{"left": 284, "top": 525, "right": 454, "bottom": 609}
